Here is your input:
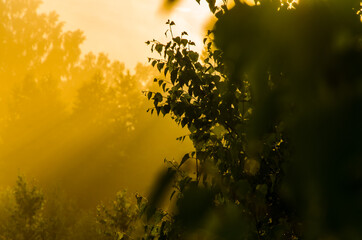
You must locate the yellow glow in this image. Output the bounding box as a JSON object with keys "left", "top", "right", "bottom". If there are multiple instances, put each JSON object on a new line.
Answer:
{"left": 38, "top": 0, "right": 212, "bottom": 70}
{"left": 0, "top": 0, "right": 194, "bottom": 206}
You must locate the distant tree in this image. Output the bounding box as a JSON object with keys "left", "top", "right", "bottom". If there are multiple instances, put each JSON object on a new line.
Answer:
{"left": 0, "top": 0, "right": 84, "bottom": 102}
{"left": 0, "top": 74, "right": 68, "bottom": 184}
{"left": 0, "top": 177, "right": 108, "bottom": 240}
{"left": 97, "top": 190, "right": 172, "bottom": 240}
{"left": 0, "top": 0, "right": 193, "bottom": 210}
{"left": 0, "top": 0, "right": 83, "bottom": 172}
{"left": 0, "top": 176, "right": 45, "bottom": 240}
{"left": 97, "top": 190, "right": 138, "bottom": 240}
{"left": 72, "top": 53, "right": 148, "bottom": 132}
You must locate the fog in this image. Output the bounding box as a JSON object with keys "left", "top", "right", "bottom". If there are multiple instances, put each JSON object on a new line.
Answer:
{"left": 0, "top": 0, "right": 194, "bottom": 208}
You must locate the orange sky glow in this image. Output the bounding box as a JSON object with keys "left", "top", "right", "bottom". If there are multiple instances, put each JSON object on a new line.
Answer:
{"left": 38, "top": 0, "right": 217, "bottom": 71}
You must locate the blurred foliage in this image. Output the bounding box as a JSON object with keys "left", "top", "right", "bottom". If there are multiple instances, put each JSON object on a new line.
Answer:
{"left": 96, "top": 190, "right": 173, "bottom": 240}
{"left": 0, "top": 176, "right": 106, "bottom": 240}
{"left": 0, "top": 176, "right": 45, "bottom": 240}
{"left": 97, "top": 190, "right": 139, "bottom": 240}
{"left": 144, "top": 0, "right": 362, "bottom": 239}
{"left": 0, "top": 178, "right": 173, "bottom": 240}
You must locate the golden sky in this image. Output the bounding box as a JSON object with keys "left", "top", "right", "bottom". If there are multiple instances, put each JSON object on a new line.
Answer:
{"left": 38, "top": 0, "right": 214, "bottom": 70}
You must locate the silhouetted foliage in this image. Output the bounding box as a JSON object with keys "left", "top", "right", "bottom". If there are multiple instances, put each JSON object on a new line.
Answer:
{"left": 146, "top": 18, "right": 291, "bottom": 240}
{"left": 144, "top": 0, "right": 362, "bottom": 239}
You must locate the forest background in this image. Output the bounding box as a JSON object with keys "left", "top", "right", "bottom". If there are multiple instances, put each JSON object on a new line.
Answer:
{"left": 0, "top": 0, "right": 201, "bottom": 208}
{"left": 0, "top": 0, "right": 361, "bottom": 240}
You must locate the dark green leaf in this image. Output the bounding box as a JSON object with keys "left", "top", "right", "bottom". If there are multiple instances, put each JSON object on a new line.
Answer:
{"left": 181, "top": 39, "right": 188, "bottom": 46}
{"left": 179, "top": 153, "right": 190, "bottom": 168}
{"left": 188, "top": 51, "right": 199, "bottom": 62}
{"left": 152, "top": 60, "right": 157, "bottom": 67}
{"left": 171, "top": 69, "right": 178, "bottom": 84}
{"left": 157, "top": 62, "right": 165, "bottom": 72}
{"left": 155, "top": 44, "right": 163, "bottom": 54}
{"left": 156, "top": 106, "right": 161, "bottom": 115}
{"left": 173, "top": 36, "right": 181, "bottom": 45}
{"left": 166, "top": 50, "right": 174, "bottom": 57}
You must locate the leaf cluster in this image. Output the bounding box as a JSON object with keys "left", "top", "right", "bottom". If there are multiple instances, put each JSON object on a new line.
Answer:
{"left": 146, "top": 0, "right": 362, "bottom": 239}
{"left": 145, "top": 19, "right": 296, "bottom": 239}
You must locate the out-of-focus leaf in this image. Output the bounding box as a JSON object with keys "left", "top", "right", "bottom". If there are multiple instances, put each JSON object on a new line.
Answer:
{"left": 146, "top": 168, "right": 176, "bottom": 219}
